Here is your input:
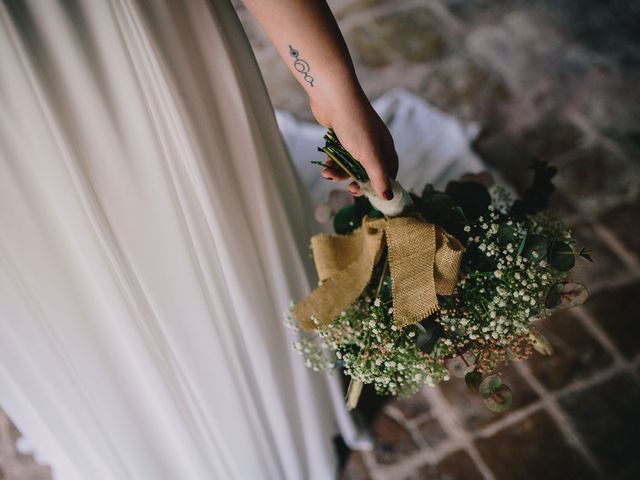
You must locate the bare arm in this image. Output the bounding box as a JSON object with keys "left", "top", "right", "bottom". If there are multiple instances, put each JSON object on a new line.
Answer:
{"left": 240, "top": 0, "right": 398, "bottom": 200}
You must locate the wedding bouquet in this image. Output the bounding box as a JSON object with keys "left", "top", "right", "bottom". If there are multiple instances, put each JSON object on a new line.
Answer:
{"left": 286, "top": 129, "right": 591, "bottom": 412}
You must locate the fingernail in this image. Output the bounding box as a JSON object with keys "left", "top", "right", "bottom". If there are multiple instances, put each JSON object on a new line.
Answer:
{"left": 383, "top": 189, "right": 394, "bottom": 200}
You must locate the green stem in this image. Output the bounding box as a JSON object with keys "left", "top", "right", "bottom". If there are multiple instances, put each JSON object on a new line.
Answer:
{"left": 321, "top": 148, "right": 358, "bottom": 181}
{"left": 375, "top": 252, "right": 389, "bottom": 299}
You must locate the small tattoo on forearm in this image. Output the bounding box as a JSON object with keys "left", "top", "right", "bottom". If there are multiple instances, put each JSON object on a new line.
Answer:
{"left": 288, "top": 45, "right": 314, "bottom": 87}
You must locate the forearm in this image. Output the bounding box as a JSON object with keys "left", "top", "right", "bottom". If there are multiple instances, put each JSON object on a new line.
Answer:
{"left": 240, "top": 0, "right": 364, "bottom": 121}
{"left": 241, "top": 0, "right": 398, "bottom": 199}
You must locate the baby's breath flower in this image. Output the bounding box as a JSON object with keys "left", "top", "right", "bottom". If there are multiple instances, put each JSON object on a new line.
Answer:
{"left": 291, "top": 186, "right": 575, "bottom": 399}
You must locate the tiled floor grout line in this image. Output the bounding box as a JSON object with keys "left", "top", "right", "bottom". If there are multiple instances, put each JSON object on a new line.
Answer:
{"left": 362, "top": 450, "right": 388, "bottom": 480}
{"left": 423, "top": 0, "right": 466, "bottom": 35}
{"left": 591, "top": 223, "right": 640, "bottom": 271}
{"left": 473, "top": 398, "right": 545, "bottom": 438}
{"left": 383, "top": 404, "right": 428, "bottom": 449}
{"left": 407, "top": 410, "right": 435, "bottom": 428}
{"left": 591, "top": 270, "right": 640, "bottom": 291}
{"left": 422, "top": 387, "right": 497, "bottom": 480}
{"left": 573, "top": 307, "right": 628, "bottom": 366}
{"left": 574, "top": 306, "right": 640, "bottom": 383}
{"left": 369, "top": 439, "right": 461, "bottom": 479}
{"left": 514, "top": 362, "right": 604, "bottom": 474}
{"left": 566, "top": 111, "right": 632, "bottom": 164}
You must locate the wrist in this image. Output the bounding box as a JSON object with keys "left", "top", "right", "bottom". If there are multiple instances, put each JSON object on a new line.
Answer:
{"left": 308, "top": 76, "right": 370, "bottom": 127}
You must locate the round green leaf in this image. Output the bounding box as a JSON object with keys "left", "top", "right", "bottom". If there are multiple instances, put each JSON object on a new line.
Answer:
{"left": 497, "top": 225, "right": 518, "bottom": 245}
{"left": 546, "top": 281, "right": 588, "bottom": 309}
{"left": 548, "top": 241, "right": 575, "bottom": 272}
{"left": 483, "top": 384, "right": 513, "bottom": 412}
{"left": 445, "top": 181, "right": 491, "bottom": 221}
{"left": 479, "top": 374, "right": 503, "bottom": 399}
{"left": 333, "top": 205, "right": 362, "bottom": 234}
{"left": 465, "top": 371, "right": 483, "bottom": 394}
{"left": 422, "top": 192, "right": 458, "bottom": 212}
{"left": 414, "top": 320, "right": 443, "bottom": 354}
{"left": 368, "top": 208, "right": 384, "bottom": 219}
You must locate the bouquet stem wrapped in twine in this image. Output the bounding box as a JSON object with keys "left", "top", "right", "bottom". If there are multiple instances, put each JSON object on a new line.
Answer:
{"left": 291, "top": 178, "right": 465, "bottom": 409}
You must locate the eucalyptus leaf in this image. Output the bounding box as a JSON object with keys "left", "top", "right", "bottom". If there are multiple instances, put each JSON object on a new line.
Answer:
{"left": 479, "top": 374, "right": 503, "bottom": 399}
{"left": 580, "top": 246, "right": 594, "bottom": 263}
{"left": 422, "top": 192, "right": 458, "bottom": 213}
{"left": 333, "top": 205, "right": 362, "bottom": 234}
{"left": 546, "top": 282, "right": 589, "bottom": 309}
{"left": 368, "top": 208, "right": 385, "bottom": 219}
{"left": 497, "top": 225, "right": 518, "bottom": 245}
{"left": 483, "top": 384, "right": 513, "bottom": 412}
{"left": 511, "top": 158, "right": 557, "bottom": 218}
{"left": 465, "top": 371, "right": 483, "bottom": 394}
{"left": 445, "top": 181, "right": 491, "bottom": 221}
{"left": 421, "top": 183, "right": 435, "bottom": 199}
{"left": 548, "top": 241, "right": 575, "bottom": 272}
{"left": 415, "top": 320, "right": 444, "bottom": 354}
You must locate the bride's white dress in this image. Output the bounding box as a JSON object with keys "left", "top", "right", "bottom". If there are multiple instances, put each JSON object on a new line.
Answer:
{"left": 0, "top": 1, "right": 359, "bottom": 478}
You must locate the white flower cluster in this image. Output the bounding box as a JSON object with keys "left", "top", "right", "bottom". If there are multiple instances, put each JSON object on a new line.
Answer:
{"left": 287, "top": 187, "right": 577, "bottom": 393}
{"left": 286, "top": 296, "right": 448, "bottom": 396}
{"left": 438, "top": 202, "right": 571, "bottom": 371}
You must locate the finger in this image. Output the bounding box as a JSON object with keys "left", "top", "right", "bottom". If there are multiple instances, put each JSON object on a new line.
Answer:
{"left": 321, "top": 159, "right": 349, "bottom": 181}
{"left": 321, "top": 168, "right": 336, "bottom": 181}
{"left": 348, "top": 181, "right": 363, "bottom": 196}
{"left": 383, "top": 135, "right": 399, "bottom": 181}
{"left": 362, "top": 148, "right": 392, "bottom": 200}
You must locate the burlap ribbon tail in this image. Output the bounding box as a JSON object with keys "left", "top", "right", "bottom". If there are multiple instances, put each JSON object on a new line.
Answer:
{"left": 291, "top": 215, "right": 465, "bottom": 331}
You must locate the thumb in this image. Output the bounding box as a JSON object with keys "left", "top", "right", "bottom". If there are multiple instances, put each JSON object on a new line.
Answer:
{"left": 364, "top": 152, "right": 393, "bottom": 200}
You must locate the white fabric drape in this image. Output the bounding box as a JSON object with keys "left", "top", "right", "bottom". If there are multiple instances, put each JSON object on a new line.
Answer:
{"left": 0, "top": 1, "right": 357, "bottom": 479}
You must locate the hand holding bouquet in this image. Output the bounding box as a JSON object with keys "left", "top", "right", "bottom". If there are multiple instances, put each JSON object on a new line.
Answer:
{"left": 286, "top": 130, "right": 591, "bottom": 412}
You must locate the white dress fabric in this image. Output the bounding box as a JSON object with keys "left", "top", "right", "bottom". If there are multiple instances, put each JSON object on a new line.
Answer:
{"left": 0, "top": 1, "right": 357, "bottom": 479}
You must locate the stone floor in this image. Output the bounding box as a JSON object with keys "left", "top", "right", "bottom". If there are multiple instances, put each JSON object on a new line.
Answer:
{"left": 2, "top": 1, "right": 639, "bottom": 479}
{"left": 234, "top": 0, "right": 640, "bottom": 479}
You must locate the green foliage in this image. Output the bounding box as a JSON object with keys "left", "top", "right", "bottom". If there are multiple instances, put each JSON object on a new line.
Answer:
{"left": 579, "top": 246, "right": 594, "bottom": 263}
{"left": 445, "top": 180, "right": 492, "bottom": 221}
{"left": 511, "top": 158, "right": 557, "bottom": 218}
{"left": 414, "top": 319, "right": 444, "bottom": 354}
{"left": 478, "top": 375, "right": 513, "bottom": 412}
{"left": 333, "top": 196, "right": 375, "bottom": 234}
{"left": 483, "top": 384, "right": 513, "bottom": 412}
{"left": 545, "top": 281, "right": 589, "bottom": 309}
{"left": 318, "top": 128, "right": 369, "bottom": 182}
{"left": 465, "top": 370, "right": 483, "bottom": 394}
{"left": 417, "top": 185, "right": 468, "bottom": 240}
{"left": 547, "top": 240, "right": 575, "bottom": 272}
{"left": 333, "top": 205, "right": 361, "bottom": 234}
{"left": 497, "top": 224, "right": 518, "bottom": 245}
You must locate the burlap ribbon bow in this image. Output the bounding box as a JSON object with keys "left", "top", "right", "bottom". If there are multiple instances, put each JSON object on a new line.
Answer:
{"left": 292, "top": 214, "right": 465, "bottom": 331}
